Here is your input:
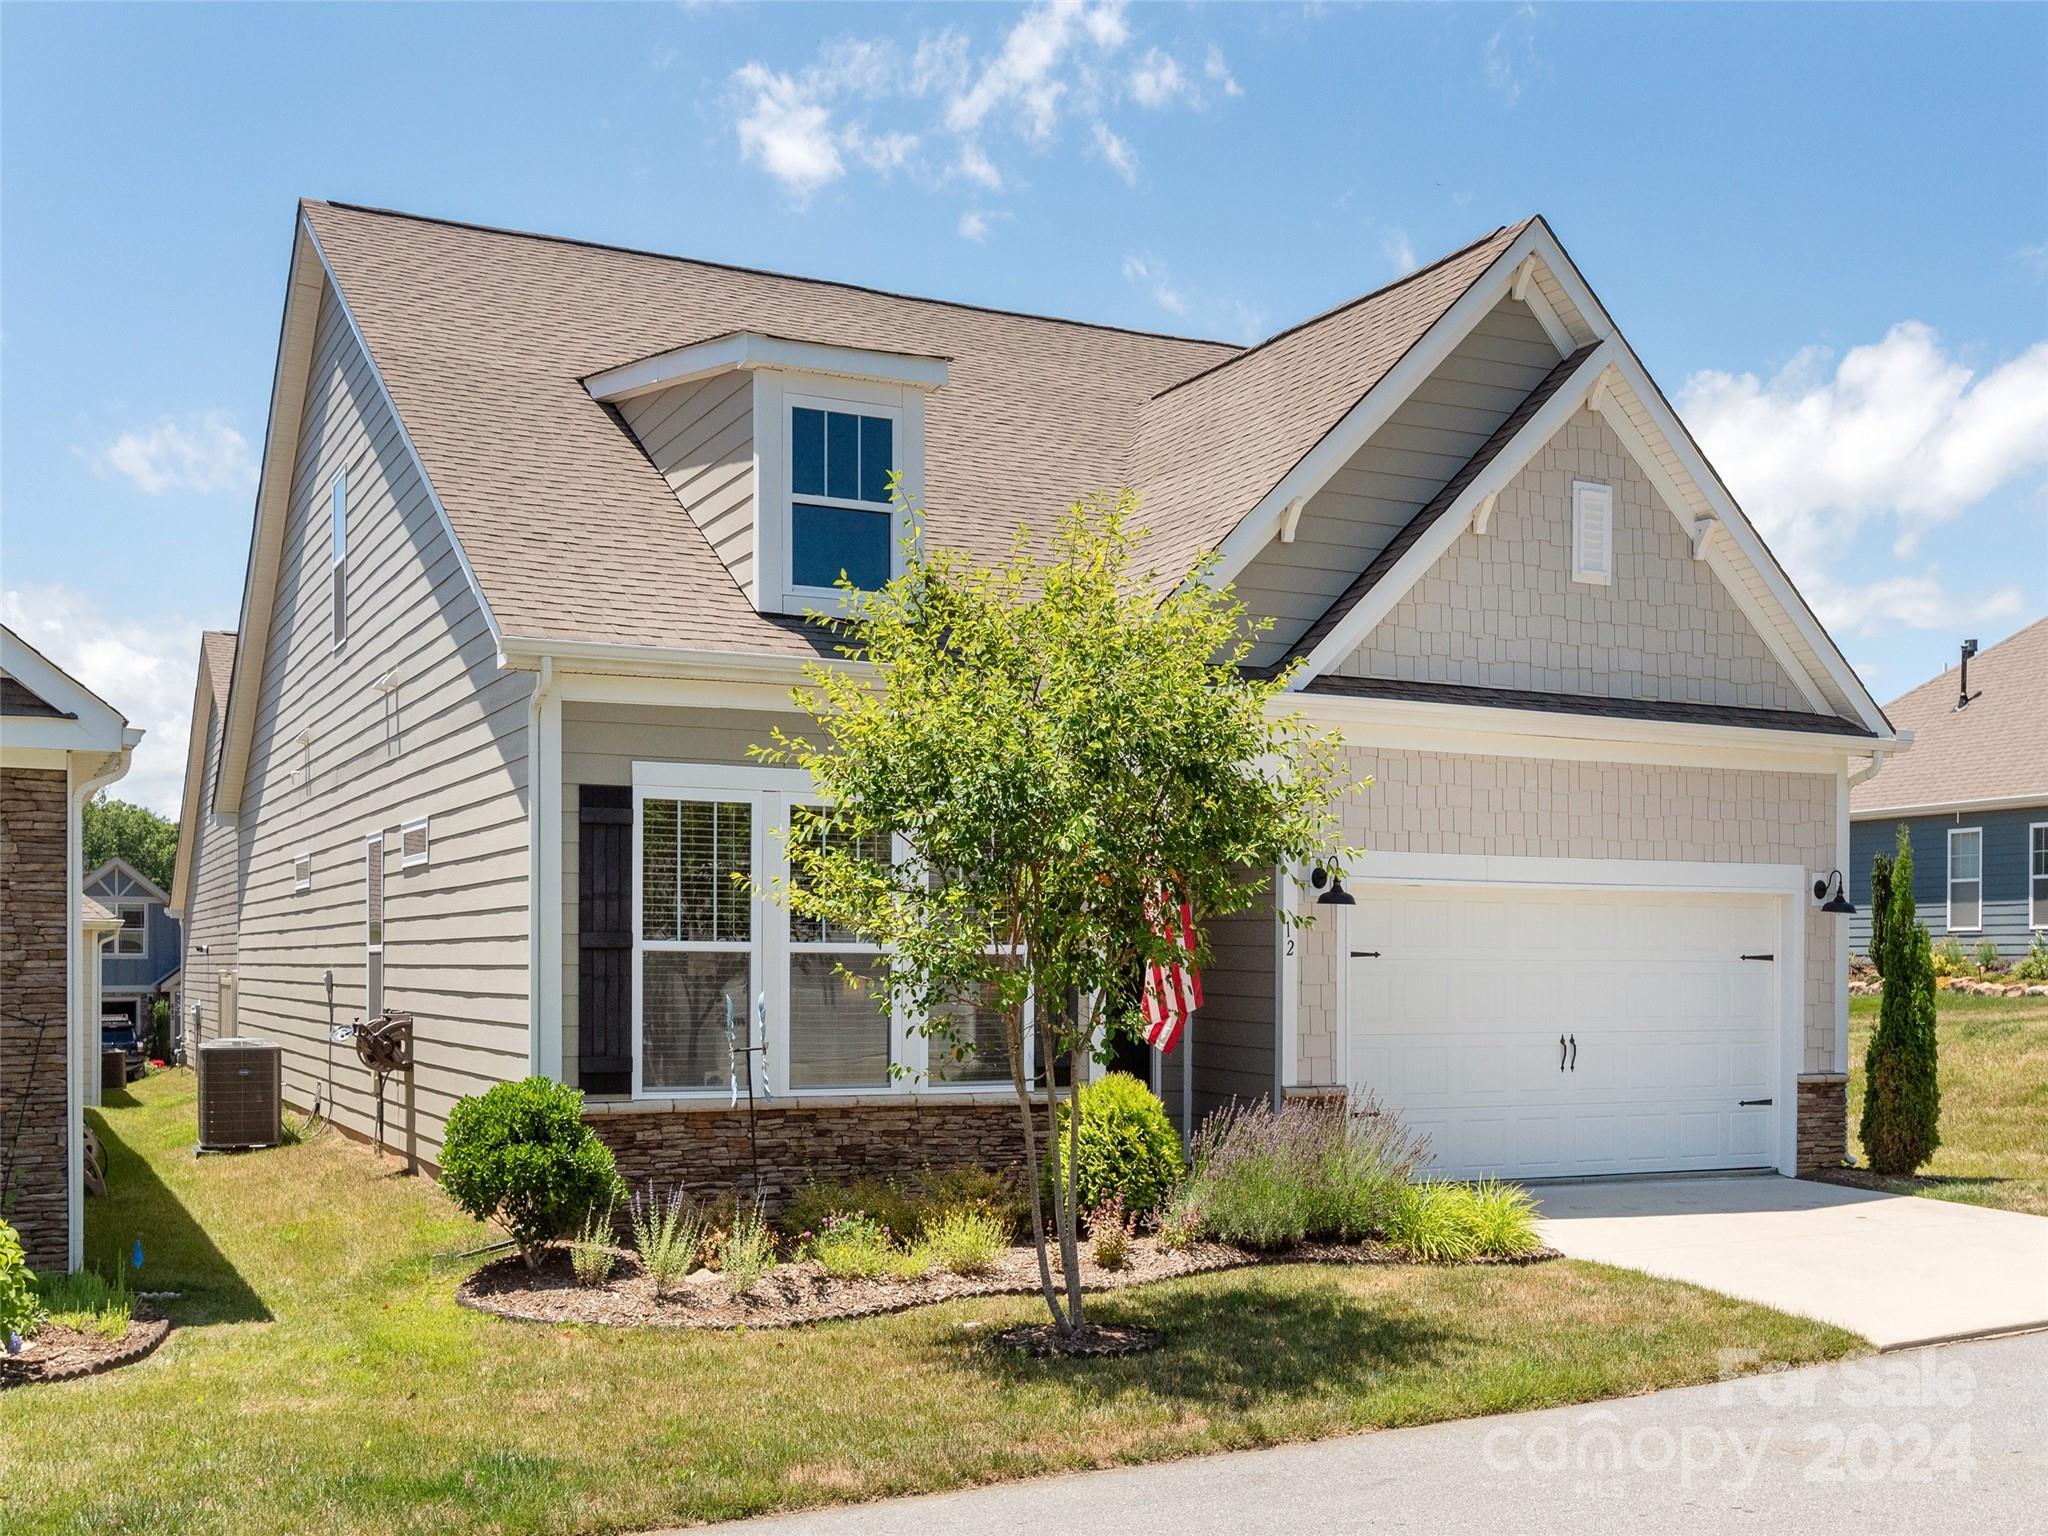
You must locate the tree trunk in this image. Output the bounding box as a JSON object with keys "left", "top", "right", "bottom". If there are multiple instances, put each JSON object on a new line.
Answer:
{"left": 1009, "top": 1000, "right": 1068, "bottom": 1332}
{"left": 1060, "top": 1035, "right": 1088, "bottom": 1328}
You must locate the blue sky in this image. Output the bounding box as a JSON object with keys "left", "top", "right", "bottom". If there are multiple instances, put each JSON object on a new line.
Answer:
{"left": 3, "top": 1, "right": 2044, "bottom": 812}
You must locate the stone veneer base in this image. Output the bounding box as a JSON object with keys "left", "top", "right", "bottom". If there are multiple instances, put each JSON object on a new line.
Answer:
{"left": 1795, "top": 1072, "right": 1849, "bottom": 1175}
{"left": 584, "top": 1097, "right": 1025, "bottom": 1212}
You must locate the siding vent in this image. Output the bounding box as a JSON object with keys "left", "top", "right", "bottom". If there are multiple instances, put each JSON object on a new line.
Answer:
{"left": 400, "top": 817, "right": 430, "bottom": 870}
{"left": 1571, "top": 480, "right": 1613, "bottom": 585}
{"left": 292, "top": 852, "right": 312, "bottom": 893}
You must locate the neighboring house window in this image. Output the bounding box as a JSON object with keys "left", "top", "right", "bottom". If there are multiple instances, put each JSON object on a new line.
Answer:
{"left": 400, "top": 817, "right": 430, "bottom": 870}
{"left": 292, "top": 853, "right": 312, "bottom": 894}
{"left": 788, "top": 398, "right": 896, "bottom": 595}
{"left": 2032, "top": 823, "right": 2048, "bottom": 930}
{"left": 1947, "top": 827, "right": 1983, "bottom": 933}
{"left": 1571, "top": 480, "right": 1613, "bottom": 585}
{"left": 330, "top": 469, "right": 348, "bottom": 650}
{"left": 365, "top": 833, "right": 385, "bottom": 1016}
{"left": 114, "top": 903, "right": 147, "bottom": 956}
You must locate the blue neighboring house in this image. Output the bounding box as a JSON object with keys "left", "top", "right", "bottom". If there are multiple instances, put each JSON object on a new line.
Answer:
{"left": 1849, "top": 618, "right": 2048, "bottom": 962}
{"left": 83, "top": 856, "right": 182, "bottom": 1043}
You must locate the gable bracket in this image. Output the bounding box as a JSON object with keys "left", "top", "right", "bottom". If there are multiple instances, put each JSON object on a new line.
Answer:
{"left": 1471, "top": 491, "right": 1499, "bottom": 536}
{"left": 1278, "top": 497, "right": 1306, "bottom": 544}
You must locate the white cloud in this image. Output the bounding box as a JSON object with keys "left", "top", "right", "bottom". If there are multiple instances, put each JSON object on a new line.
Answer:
{"left": 732, "top": 62, "right": 845, "bottom": 200}
{"left": 1121, "top": 254, "right": 1185, "bottom": 315}
{"left": 1090, "top": 120, "right": 1138, "bottom": 184}
{"left": 1, "top": 585, "right": 204, "bottom": 817}
{"left": 728, "top": 4, "right": 1225, "bottom": 206}
{"left": 1129, "top": 47, "right": 1186, "bottom": 108}
{"left": 2018, "top": 242, "right": 2048, "bottom": 280}
{"left": 1484, "top": 4, "right": 1547, "bottom": 108}
{"left": 1679, "top": 323, "right": 2048, "bottom": 562}
{"left": 93, "top": 412, "right": 256, "bottom": 497}
{"left": 1807, "top": 570, "right": 2026, "bottom": 639}
{"left": 958, "top": 210, "right": 992, "bottom": 243}
{"left": 1381, "top": 229, "right": 1418, "bottom": 276}
{"left": 954, "top": 140, "right": 1004, "bottom": 191}
{"left": 1204, "top": 43, "right": 1241, "bottom": 98}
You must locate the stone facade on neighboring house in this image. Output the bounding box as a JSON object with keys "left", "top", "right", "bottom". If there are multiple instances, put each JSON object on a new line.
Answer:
{"left": 1, "top": 768, "right": 72, "bottom": 1269}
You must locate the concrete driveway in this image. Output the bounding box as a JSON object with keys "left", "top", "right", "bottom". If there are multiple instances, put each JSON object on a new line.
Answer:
{"left": 1537, "top": 1175, "right": 2048, "bottom": 1349}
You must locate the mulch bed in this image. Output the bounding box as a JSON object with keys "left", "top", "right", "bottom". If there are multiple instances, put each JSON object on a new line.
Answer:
{"left": 457, "top": 1236, "right": 1559, "bottom": 1332}
{"left": 0, "top": 1309, "right": 171, "bottom": 1390}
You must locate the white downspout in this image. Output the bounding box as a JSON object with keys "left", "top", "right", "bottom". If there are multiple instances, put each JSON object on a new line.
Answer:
{"left": 526, "top": 658, "right": 556, "bottom": 1076}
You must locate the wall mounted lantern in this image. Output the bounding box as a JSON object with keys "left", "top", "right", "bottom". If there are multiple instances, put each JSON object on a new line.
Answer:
{"left": 1812, "top": 869, "right": 1856, "bottom": 916}
{"left": 1311, "top": 864, "right": 1355, "bottom": 907}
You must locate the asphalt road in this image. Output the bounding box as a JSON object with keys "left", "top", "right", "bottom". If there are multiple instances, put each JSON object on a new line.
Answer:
{"left": 709, "top": 1331, "right": 2048, "bottom": 1535}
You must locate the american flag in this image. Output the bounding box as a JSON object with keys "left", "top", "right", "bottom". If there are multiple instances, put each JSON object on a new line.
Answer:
{"left": 1141, "top": 888, "right": 1202, "bottom": 1053}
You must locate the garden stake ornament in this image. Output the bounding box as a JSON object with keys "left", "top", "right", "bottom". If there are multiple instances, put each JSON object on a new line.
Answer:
{"left": 725, "top": 992, "right": 772, "bottom": 1196}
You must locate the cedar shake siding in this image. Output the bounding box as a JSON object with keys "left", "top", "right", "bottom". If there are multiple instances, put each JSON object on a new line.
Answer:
{"left": 1, "top": 767, "right": 71, "bottom": 1270}
{"left": 227, "top": 280, "right": 531, "bottom": 1157}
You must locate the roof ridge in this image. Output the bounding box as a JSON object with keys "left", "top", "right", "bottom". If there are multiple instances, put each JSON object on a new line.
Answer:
{"left": 1146, "top": 217, "right": 1535, "bottom": 404}
{"left": 310, "top": 199, "right": 1245, "bottom": 354}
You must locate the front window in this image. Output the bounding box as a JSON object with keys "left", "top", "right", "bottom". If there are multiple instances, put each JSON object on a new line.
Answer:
{"left": 789, "top": 401, "right": 894, "bottom": 593}
{"left": 629, "top": 766, "right": 1023, "bottom": 1097}
{"left": 114, "top": 904, "right": 146, "bottom": 956}
{"left": 639, "top": 797, "right": 754, "bottom": 1093}
{"left": 1948, "top": 827, "right": 1983, "bottom": 932}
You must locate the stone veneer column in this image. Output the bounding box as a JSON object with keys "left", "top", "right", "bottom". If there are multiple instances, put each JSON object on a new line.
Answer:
{"left": 1, "top": 767, "right": 72, "bottom": 1270}
{"left": 1795, "top": 1072, "right": 1848, "bottom": 1175}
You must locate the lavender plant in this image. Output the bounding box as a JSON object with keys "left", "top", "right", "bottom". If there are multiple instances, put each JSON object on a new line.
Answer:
{"left": 1184, "top": 1093, "right": 1429, "bottom": 1248}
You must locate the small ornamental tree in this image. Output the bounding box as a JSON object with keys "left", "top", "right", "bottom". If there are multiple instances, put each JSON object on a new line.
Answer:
{"left": 1860, "top": 826, "right": 1941, "bottom": 1175}
{"left": 758, "top": 492, "right": 1354, "bottom": 1344}
{"left": 441, "top": 1078, "right": 622, "bottom": 1267}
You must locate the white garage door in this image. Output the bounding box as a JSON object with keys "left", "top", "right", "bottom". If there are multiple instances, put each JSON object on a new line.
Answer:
{"left": 1346, "top": 883, "right": 1779, "bottom": 1180}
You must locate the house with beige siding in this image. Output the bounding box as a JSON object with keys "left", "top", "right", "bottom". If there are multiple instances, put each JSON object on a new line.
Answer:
{"left": 173, "top": 201, "right": 1903, "bottom": 1198}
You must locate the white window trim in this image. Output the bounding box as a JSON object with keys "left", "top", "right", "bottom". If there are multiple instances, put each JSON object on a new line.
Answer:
{"left": 628, "top": 760, "right": 1025, "bottom": 1102}
{"left": 1946, "top": 826, "right": 1983, "bottom": 934}
{"left": 1571, "top": 479, "right": 1614, "bottom": 586}
{"left": 400, "top": 816, "right": 431, "bottom": 870}
{"left": 754, "top": 371, "right": 927, "bottom": 619}
{"left": 330, "top": 468, "right": 348, "bottom": 653}
{"left": 113, "top": 902, "right": 148, "bottom": 956}
{"left": 292, "top": 852, "right": 312, "bottom": 894}
{"left": 2030, "top": 822, "right": 2048, "bottom": 931}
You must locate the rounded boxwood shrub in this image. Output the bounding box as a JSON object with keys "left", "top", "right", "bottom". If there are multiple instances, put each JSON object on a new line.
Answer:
{"left": 441, "top": 1078, "right": 621, "bottom": 1267}
{"left": 1046, "top": 1070, "right": 1183, "bottom": 1219}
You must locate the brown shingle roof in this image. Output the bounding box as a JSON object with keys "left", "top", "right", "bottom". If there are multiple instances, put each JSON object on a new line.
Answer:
{"left": 1302, "top": 675, "right": 1875, "bottom": 738}
{"left": 301, "top": 202, "right": 1527, "bottom": 656}
{"left": 200, "top": 631, "right": 235, "bottom": 720}
{"left": 1850, "top": 618, "right": 2048, "bottom": 814}
{"left": 303, "top": 201, "right": 1237, "bottom": 655}
{"left": 1126, "top": 221, "right": 1533, "bottom": 584}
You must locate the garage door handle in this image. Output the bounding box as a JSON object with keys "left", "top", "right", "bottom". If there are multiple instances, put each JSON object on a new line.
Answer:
{"left": 1559, "top": 1035, "right": 1567, "bottom": 1072}
{"left": 1351, "top": 951, "right": 1380, "bottom": 958}
{"left": 1739, "top": 1097, "right": 1773, "bottom": 1107}
{"left": 1569, "top": 1034, "right": 1577, "bottom": 1071}
{"left": 1740, "top": 953, "right": 1775, "bottom": 961}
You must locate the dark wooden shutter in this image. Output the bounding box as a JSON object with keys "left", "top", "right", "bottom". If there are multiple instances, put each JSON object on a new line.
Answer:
{"left": 578, "top": 785, "right": 633, "bottom": 1095}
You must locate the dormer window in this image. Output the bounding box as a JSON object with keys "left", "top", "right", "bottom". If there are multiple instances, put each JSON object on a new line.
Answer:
{"left": 789, "top": 399, "right": 896, "bottom": 593}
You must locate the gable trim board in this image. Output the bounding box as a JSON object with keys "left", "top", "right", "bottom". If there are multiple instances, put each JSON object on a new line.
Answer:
{"left": 215, "top": 209, "right": 505, "bottom": 815}
{"left": 1852, "top": 792, "right": 2042, "bottom": 822}
{"left": 84, "top": 857, "right": 170, "bottom": 906}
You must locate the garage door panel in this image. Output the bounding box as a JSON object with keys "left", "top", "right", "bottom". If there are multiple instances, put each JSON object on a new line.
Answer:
{"left": 1346, "top": 883, "right": 1782, "bottom": 1181}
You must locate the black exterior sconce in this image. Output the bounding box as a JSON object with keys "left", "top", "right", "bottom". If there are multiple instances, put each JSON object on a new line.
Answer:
{"left": 1311, "top": 864, "right": 1355, "bottom": 907}
{"left": 1813, "top": 870, "right": 1856, "bottom": 916}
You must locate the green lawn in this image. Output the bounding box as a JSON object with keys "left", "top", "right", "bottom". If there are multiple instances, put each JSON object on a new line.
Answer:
{"left": 1847, "top": 987, "right": 2048, "bottom": 1215}
{"left": 3, "top": 1071, "right": 1860, "bottom": 1536}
